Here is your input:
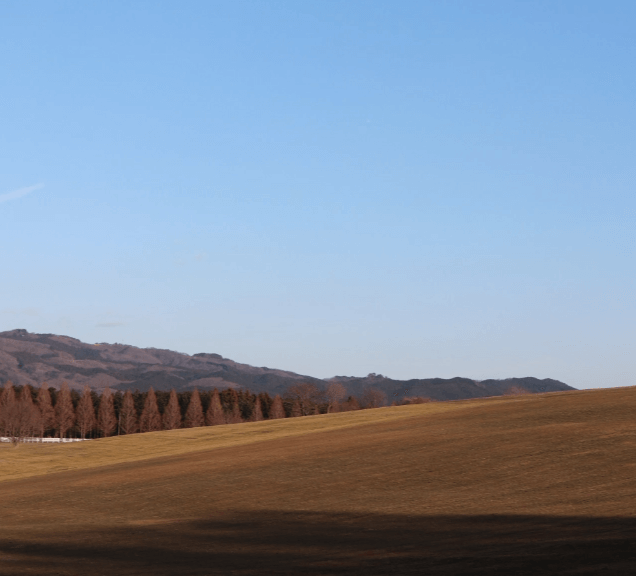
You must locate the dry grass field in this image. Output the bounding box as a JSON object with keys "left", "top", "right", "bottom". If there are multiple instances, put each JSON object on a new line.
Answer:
{"left": 1, "top": 387, "right": 635, "bottom": 575}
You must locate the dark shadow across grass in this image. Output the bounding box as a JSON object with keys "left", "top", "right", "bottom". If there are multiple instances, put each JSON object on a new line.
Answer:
{"left": 1, "top": 511, "right": 635, "bottom": 575}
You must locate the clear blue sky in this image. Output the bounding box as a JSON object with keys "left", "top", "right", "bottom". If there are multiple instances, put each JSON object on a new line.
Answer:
{"left": 1, "top": 1, "right": 634, "bottom": 388}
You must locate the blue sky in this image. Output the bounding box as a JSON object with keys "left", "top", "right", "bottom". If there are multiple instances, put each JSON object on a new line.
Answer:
{"left": 1, "top": 1, "right": 634, "bottom": 388}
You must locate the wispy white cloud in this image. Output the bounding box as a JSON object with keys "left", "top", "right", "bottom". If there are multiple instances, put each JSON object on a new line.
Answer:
{"left": 1, "top": 307, "right": 42, "bottom": 317}
{"left": 0, "top": 183, "right": 44, "bottom": 204}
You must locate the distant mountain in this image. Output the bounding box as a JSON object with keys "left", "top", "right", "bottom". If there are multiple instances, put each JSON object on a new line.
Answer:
{"left": 0, "top": 329, "right": 575, "bottom": 401}
{"left": 327, "top": 374, "right": 574, "bottom": 401}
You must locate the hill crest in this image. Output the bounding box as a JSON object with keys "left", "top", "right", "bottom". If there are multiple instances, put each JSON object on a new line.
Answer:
{"left": 0, "top": 329, "right": 575, "bottom": 400}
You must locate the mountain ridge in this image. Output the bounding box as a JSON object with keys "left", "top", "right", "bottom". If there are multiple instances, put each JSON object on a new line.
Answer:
{"left": 0, "top": 329, "right": 575, "bottom": 401}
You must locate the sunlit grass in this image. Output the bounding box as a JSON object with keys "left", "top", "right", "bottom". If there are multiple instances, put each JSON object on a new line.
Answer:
{"left": 0, "top": 393, "right": 535, "bottom": 482}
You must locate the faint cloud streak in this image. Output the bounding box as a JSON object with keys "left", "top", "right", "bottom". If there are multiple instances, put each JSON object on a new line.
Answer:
{"left": 0, "top": 183, "right": 44, "bottom": 204}
{"left": 1, "top": 307, "right": 42, "bottom": 317}
{"left": 96, "top": 322, "right": 125, "bottom": 328}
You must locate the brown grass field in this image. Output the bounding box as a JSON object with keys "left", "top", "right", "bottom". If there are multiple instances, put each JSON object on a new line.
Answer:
{"left": 1, "top": 387, "right": 635, "bottom": 575}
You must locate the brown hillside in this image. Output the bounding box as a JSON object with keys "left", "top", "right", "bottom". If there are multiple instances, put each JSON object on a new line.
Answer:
{"left": 0, "top": 329, "right": 574, "bottom": 400}
{"left": 0, "top": 387, "right": 635, "bottom": 574}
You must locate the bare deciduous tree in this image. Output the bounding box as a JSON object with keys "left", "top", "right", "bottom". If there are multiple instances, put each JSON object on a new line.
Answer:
{"left": 97, "top": 387, "right": 117, "bottom": 437}
{"left": 250, "top": 397, "right": 263, "bottom": 422}
{"left": 139, "top": 388, "right": 162, "bottom": 432}
{"left": 184, "top": 389, "right": 204, "bottom": 428}
{"left": 55, "top": 382, "right": 75, "bottom": 439}
{"left": 1, "top": 385, "right": 40, "bottom": 444}
{"left": 402, "top": 396, "right": 431, "bottom": 405}
{"left": 36, "top": 383, "right": 54, "bottom": 437}
{"left": 286, "top": 383, "right": 324, "bottom": 416}
{"left": 205, "top": 389, "right": 225, "bottom": 426}
{"left": 326, "top": 382, "right": 347, "bottom": 413}
{"left": 76, "top": 386, "right": 96, "bottom": 439}
{"left": 269, "top": 394, "right": 285, "bottom": 419}
{"left": 0, "top": 382, "right": 17, "bottom": 439}
{"left": 225, "top": 389, "right": 242, "bottom": 424}
{"left": 163, "top": 389, "right": 182, "bottom": 430}
{"left": 341, "top": 396, "right": 360, "bottom": 412}
{"left": 120, "top": 390, "right": 138, "bottom": 435}
{"left": 360, "top": 387, "right": 387, "bottom": 409}
{"left": 17, "top": 386, "right": 41, "bottom": 441}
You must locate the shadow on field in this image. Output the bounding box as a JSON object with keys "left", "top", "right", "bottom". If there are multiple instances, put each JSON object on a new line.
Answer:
{"left": 1, "top": 512, "right": 636, "bottom": 575}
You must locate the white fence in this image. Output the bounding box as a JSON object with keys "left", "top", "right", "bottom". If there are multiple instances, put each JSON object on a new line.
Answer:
{"left": 0, "top": 436, "right": 89, "bottom": 444}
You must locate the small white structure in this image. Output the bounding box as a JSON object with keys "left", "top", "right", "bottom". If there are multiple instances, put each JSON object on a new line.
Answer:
{"left": 0, "top": 436, "right": 89, "bottom": 444}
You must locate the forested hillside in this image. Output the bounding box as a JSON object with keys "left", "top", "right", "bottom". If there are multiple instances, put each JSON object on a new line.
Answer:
{"left": 0, "top": 329, "right": 575, "bottom": 402}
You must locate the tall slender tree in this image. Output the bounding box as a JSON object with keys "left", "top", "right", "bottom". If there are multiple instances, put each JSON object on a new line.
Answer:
{"left": 1, "top": 385, "right": 40, "bottom": 444}
{"left": 18, "top": 386, "right": 41, "bottom": 439}
{"left": 97, "top": 387, "right": 117, "bottom": 437}
{"left": 55, "top": 382, "right": 75, "bottom": 439}
{"left": 36, "top": 383, "right": 55, "bottom": 437}
{"left": 76, "top": 386, "right": 96, "bottom": 439}
{"left": 225, "top": 389, "right": 242, "bottom": 424}
{"left": 163, "top": 389, "right": 182, "bottom": 430}
{"left": 0, "top": 381, "right": 17, "bottom": 438}
{"left": 258, "top": 392, "right": 273, "bottom": 419}
{"left": 184, "top": 389, "right": 204, "bottom": 428}
{"left": 326, "top": 382, "right": 347, "bottom": 413}
{"left": 250, "top": 396, "right": 264, "bottom": 422}
{"left": 205, "top": 389, "right": 225, "bottom": 426}
{"left": 120, "top": 390, "right": 138, "bottom": 435}
{"left": 269, "top": 395, "right": 285, "bottom": 419}
{"left": 139, "top": 388, "right": 162, "bottom": 432}
{"left": 291, "top": 399, "right": 302, "bottom": 418}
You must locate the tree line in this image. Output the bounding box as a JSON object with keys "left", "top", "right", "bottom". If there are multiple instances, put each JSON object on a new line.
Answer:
{"left": 0, "top": 381, "right": 423, "bottom": 444}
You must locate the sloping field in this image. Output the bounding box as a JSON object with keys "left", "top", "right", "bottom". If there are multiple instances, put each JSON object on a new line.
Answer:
{"left": 1, "top": 387, "right": 635, "bottom": 575}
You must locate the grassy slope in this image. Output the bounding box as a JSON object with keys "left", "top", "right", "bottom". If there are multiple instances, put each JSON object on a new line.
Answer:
{"left": 1, "top": 387, "right": 635, "bottom": 575}
{"left": 0, "top": 399, "right": 480, "bottom": 482}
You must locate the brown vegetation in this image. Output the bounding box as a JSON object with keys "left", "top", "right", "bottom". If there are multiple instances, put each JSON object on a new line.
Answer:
{"left": 119, "top": 390, "right": 138, "bottom": 435}
{"left": 0, "top": 387, "right": 635, "bottom": 574}
{"left": 0, "top": 378, "right": 497, "bottom": 446}
{"left": 162, "top": 389, "right": 181, "bottom": 430}
{"left": 97, "top": 387, "right": 116, "bottom": 437}
{"left": 269, "top": 394, "right": 285, "bottom": 419}
{"left": 139, "top": 388, "right": 162, "bottom": 432}
{"left": 76, "top": 386, "right": 95, "bottom": 439}
{"left": 205, "top": 389, "right": 225, "bottom": 426}
{"left": 55, "top": 382, "right": 75, "bottom": 439}
{"left": 184, "top": 389, "right": 204, "bottom": 428}
{"left": 36, "top": 383, "right": 54, "bottom": 437}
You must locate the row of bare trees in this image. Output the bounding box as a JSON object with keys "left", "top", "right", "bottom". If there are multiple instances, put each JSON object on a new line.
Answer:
{"left": 0, "top": 380, "right": 394, "bottom": 444}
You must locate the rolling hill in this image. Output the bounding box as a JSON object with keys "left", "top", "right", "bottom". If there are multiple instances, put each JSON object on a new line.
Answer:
{"left": 0, "top": 386, "right": 634, "bottom": 574}
{"left": 0, "top": 328, "right": 575, "bottom": 400}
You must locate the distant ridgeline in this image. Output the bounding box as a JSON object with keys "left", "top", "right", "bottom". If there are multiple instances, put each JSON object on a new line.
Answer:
{"left": 0, "top": 329, "right": 575, "bottom": 402}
